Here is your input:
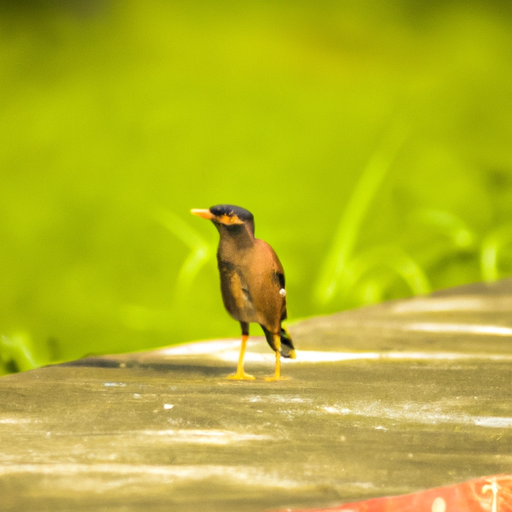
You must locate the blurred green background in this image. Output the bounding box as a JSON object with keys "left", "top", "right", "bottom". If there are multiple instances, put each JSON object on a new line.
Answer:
{"left": 1, "top": 0, "right": 512, "bottom": 374}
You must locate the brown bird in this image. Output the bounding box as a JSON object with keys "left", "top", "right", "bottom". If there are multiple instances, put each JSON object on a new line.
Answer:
{"left": 191, "top": 204, "right": 296, "bottom": 381}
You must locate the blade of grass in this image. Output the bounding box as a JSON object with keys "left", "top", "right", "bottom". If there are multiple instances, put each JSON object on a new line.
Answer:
{"left": 0, "top": 332, "right": 41, "bottom": 374}
{"left": 314, "top": 125, "right": 408, "bottom": 307}
{"left": 344, "top": 245, "right": 431, "bottom": 305}
{"left": 412, "top": 209, "right": 476, "bottom": 249}
{"left": 153, "top": 207, "right": 215, "bottom": 304}
{"left": 480, "top": 223, "right": 512, "bottom": 281}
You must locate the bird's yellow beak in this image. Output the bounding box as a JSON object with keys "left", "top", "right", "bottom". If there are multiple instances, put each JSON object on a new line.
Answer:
{"left": 191, "top": 209, "right": 214, "bottom": 220}
{"left": 191, "top": 208, "right": 244, "bottom": 225}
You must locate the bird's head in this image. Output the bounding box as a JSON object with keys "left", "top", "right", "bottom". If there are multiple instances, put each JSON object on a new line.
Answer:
{"left": 191, "top": 204, "right": 255, "bottom": 237}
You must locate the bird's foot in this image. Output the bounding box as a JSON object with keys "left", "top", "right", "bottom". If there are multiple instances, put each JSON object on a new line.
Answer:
{"left": 227, "top": 371, "right": 255, "bottom": 381}
{"left": 264, "top": 374, "right": 288, "bottom": 382}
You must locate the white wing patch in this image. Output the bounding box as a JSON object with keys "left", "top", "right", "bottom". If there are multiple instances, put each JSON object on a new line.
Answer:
{"left": 279, "top": 288, "right": 286, "bottom": 297}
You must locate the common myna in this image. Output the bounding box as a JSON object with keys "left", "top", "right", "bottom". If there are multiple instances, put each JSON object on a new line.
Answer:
{"left": 191, "top": 204, "right": 296, "bottom": 381}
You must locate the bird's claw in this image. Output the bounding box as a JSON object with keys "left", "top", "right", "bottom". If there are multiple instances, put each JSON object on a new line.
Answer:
{"left": 264, "top": 375, "right": 288, "bottom": 382}
{"left": 227, "top": 372, "right": 256, "bottom": 381}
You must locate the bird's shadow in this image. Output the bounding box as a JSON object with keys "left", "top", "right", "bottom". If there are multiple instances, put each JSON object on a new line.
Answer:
{"left": 59, "top": 356, "right": 237, "bottom": 379}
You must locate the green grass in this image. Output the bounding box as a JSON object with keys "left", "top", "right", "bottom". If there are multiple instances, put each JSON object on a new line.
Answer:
{"left": 153, "top": 207, "right": 215, "bottom": 306}
{"left": 313, "top": 123, "right": 409, "bottom": 306}
{"left": 1, "top": 0, "right": 512, "bottom": 374}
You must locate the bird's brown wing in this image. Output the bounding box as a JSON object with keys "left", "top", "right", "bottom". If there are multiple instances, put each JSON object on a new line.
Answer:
{"left": 249, "top": 240, "right": 287, "bottom": 332}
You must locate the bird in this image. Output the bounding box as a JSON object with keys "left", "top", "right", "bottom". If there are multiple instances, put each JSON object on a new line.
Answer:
{"left": 191, "top": 204, "right": 296, "bottom": 381}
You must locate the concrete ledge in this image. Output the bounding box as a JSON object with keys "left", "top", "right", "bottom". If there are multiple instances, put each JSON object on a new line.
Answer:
{"left": 2, "top": 280, "right": 512, "bottom": 511}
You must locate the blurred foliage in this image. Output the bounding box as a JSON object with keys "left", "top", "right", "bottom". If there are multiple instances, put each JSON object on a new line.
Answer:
{"left": 1, "top": 0, "right": 512, "bottom": 374}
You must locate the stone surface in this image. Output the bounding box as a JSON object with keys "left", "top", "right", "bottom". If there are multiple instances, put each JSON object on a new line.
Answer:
{"left": 2, "top": 280, "right": 512, "bottom": 512}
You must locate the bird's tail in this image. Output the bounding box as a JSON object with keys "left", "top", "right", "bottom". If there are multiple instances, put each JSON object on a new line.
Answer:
{"left": 260, "top": 325, "right": 296, "bottom": 359}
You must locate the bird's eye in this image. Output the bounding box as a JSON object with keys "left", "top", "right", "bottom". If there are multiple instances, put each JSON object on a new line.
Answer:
{"left": 218, "top": 214, "right": 242, "bottom": 225}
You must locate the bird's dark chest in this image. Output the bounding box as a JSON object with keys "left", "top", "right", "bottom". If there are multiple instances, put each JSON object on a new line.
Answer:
{"left": 217, "top": 255, "right": 258, "bottom": 322}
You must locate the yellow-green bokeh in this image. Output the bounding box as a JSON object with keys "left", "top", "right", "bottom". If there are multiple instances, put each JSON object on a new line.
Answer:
{"left": 1, "top": 0, "right": 512, "bottom": 372}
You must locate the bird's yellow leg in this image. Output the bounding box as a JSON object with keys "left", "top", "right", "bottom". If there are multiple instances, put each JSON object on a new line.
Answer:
{"left": 228, "top": 335, "right": 255, "bottom": 380}
{"left": 265, "top": 334, "right": 286, "bottom": 382}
